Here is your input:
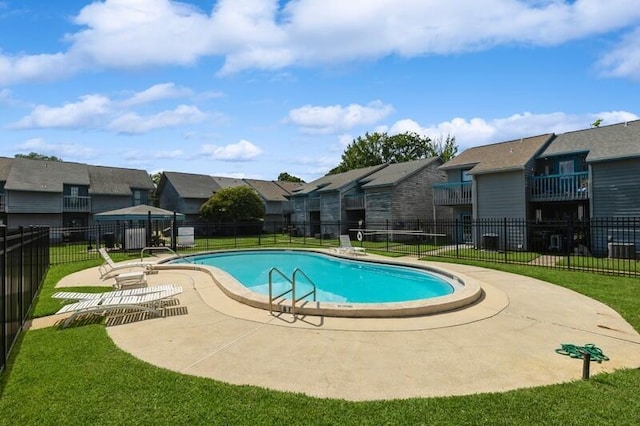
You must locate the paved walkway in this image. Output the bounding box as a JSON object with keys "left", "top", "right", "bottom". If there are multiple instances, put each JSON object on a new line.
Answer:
{"left": 33, "top": 253, "right": 640, "bottom": 401}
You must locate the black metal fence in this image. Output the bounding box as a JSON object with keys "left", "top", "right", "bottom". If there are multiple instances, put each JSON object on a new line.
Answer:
{"left": 1, "top": 226, "right": 50, "bottom": 373}
{"left": 48, "top": 217, "right": 640, "bottom": 276}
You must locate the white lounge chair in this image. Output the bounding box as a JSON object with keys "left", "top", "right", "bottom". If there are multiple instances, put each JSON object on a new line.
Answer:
{"left": 55, "top": 285, "right": 183, "bottom": 328}
{"left": 98, "top": 247, "right": 155, "bottom": 279}
{"left": 335, "top": 235, "right": 366, "bottom": 256}
{"left": 52, "top": 284, "right": 183, "bottom": 303}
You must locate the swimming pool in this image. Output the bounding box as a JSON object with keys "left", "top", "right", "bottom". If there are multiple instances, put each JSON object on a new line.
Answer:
{"left": 184, "top": 250, "right": 455, "bottom": 303}
{"left": 163, "top": 249, "right": 482, "bottom": 317}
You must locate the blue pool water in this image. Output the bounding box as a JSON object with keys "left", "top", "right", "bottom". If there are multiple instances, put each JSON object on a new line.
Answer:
{"left": 180, "top": 250, "right": 455, "bottom": 303}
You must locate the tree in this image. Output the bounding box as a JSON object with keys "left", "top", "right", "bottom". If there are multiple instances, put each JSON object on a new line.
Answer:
{"left": 15, "top": 152, "right": 62, "bottom": 161}
{"left": 277, "top": 172, "right": 305, "bottom": 183}
{"left": 149, "top": 172, "right": 162, "bottom": 207}
{"left": 199, "top": 186, "right": 265, "bottom": 222}
{"left": 432, "top": 134, "right": 458, "bottom": 163}
{"left": 328, "top": 131, "right": 457, "bottom": 174}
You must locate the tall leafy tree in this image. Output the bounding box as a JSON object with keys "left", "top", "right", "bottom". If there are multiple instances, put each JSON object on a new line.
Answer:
{"left": 15, "top": 152, "right": 62, "bottom": 161}
{"left": 149, "top": 172, "right": 162, "bottom": 207}
{"left": 277, "top": 172, "right": 305, "bottom": 183}
{"left": 432, "top": 134, "right": 458, "bottom": 163}
{"left": 328, "top": 131, "right": 457, "bottom": 174}
{"left": 199, "top": 186, "right": 265, "bottom": 222}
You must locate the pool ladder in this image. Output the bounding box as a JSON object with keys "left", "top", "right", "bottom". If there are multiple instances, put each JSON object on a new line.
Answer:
{"left": 268, "top": 267, "right": 317, "bottom": 315}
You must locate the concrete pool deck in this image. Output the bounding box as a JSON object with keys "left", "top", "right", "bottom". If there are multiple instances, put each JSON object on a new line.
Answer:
{"left": 35, "top": 252, "right": 640, "bottom": 401}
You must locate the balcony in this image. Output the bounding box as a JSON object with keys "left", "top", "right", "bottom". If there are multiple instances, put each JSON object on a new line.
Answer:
{"left": 530, "top": 172, "right": 589, "bottom": 202}
{"left": 344, "top": 194, "right": 364, "bottom": 210}
{"left": 63, "top": 195, "right": 91, "bottom": 212}
{"left": 433, "top": 182, "right": 472, "bottom": 206}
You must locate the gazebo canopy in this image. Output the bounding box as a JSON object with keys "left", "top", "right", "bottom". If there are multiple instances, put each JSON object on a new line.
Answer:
{"left": 93, "top": 204, "right": 185, "bottom": 222}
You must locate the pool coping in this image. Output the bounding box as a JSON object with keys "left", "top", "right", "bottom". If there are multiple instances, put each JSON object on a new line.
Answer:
{"left": 153, "top": 248, "right": 484, "bottom": 318}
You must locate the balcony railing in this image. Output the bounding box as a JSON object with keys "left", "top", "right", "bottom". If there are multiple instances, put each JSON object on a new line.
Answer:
{"left": 433, "top": 182, "right": 472, "bottom": 206}
{"left": 63, "top": 195, "right": 91, "bottom": 212}
{"left": 344, "top": 194, "right": 364, "bottom": 210}
{"left": 530, "top": 172, "right": 589, "bottom": 202}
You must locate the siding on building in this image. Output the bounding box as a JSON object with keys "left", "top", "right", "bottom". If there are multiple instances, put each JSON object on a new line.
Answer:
{"left": 8, "top": 213, "right": 63, "bottom": 228}
{"left": 476, "top": 171, "right": 528, "bottom": 250}
{"left": 6, "top": 191, "right": 62, "bottom": 213}
{"left": 364, "top": 189, "right": 391, "bottom": 223}
{"left": 591, "top": 158, "right": 640, "bottom": 218}
{"left": 476, "top": 171, "right": 527, "bottom": 219}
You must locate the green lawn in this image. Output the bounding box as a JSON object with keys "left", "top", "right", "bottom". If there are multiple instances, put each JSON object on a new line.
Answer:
{"left": 556, "top": 255, "right": 639, "bottom": 274}
{"left": 2, "top": 257, "right": 639, "bottom": 425}
{"left": 431, "top": 247, "right": 541, "bottom": 263}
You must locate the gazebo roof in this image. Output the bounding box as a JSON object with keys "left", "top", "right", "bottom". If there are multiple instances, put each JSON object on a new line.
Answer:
{"left": 94, "top": 204, "right": 185, "bottom": 221}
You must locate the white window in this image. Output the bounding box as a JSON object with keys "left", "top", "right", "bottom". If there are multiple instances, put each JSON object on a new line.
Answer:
{"left": 461, "top": 170, "right": 472, "bottom": 182}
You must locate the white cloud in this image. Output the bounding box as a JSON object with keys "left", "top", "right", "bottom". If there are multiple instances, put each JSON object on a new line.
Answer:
{"left": 201, "top": 139, "right": 263, "bottom": 161}
{"left": 9, "top": 95, "right": 111, "bottom": 129}
{"left": 9, "top": 84, "right": 212, "bottom": 135}
{"left": 287, "top": 100, "right": 394, "bottom": 134}
{"left": 16, "top": 138, "right": 97, "bottom": 159}
{"left": 121, "top": 83, "right": 192, "bottom": 106}
{"left": 385, "top": 111, "right": 639, "bottom": 151}
{"left": 2, "top": 0, "right": 640, "bottom": 83}
{"left": 107, "top": 105, "right": 207, "bottom": 134}
{"left": 154, "top": 149, "right": 184, "bottom": 159}
{"left": 0, "top": 52, "right": 78, "bottom": 85}
{"left": 597, "top": 26, "right": 640, "bottom": 80}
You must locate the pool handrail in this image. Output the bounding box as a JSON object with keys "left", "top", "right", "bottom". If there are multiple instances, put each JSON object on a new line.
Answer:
{"left": 268, "top": 267, "right": 317, "bottom": 315}
{"left": 292, "top": 268, "right": 317, "bottom": 314}
{"left": 268, "top": 267, "right": 294, "bottom": 313}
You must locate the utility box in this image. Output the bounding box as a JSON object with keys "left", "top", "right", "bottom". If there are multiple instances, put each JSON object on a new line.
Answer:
{"left": 482, "top": 233, "right": 499, "bottom": 251}
{"left": 124, "top": 228, "right": 146, "bottom": 250}
{"left": 177, "top": 227, "right": 195, "bottom": 247}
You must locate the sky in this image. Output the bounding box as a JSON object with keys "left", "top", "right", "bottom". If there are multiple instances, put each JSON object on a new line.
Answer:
{"left": 0, "top": 0, "right": 639, "bottom": 183}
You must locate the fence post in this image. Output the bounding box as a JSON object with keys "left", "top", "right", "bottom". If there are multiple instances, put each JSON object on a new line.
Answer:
{"left": 386, "top": 219, "right": 389, "bottom": 252}
{"left": 455, "top": 218, "right": 459, "bottom": 257}
{"left": 1, "top": 226, "right": 6, "bottom": 371}
{"left": 18, "top": 227, "right": 24, "bottom": 326}
{"left": 503, "top": 218, "right": 508, "bottom": 262}
{"left": 171, "top": 213, "right": 177, "bottom": 252}
{"left": 567, "top": 216, "right": 574, "bottom": 270}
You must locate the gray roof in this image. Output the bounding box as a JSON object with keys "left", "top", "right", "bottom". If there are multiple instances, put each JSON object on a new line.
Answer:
{"left": 212, "top": 176, "right": 249, "bottom": 189}
{"left": 0, "top": 157, "right": 14, "bottom": 181}
{"left": 440, "top": 134, "right": 553, "bottom": 175}
{"left": 360, "top": 157, "right": 441, "bottom": 189}
{"left": 244, "top": 179, "right": 297, "bottom": 202}
{"left": 88, "top": 165, "right": 154, "bottom": 195}
{"left": 275, "top": 181, "right": 304, "bottom": 194}
{"left": 293, "top": 165, "right": 385, "bottom": 196}
{"left": 162, "top": 171, "right": 220, "bottom": 199}
{"left": 4, "top": 158, "right": 90, "bottom": 192}
{"left": 539, "top": 119, "right": 640, "bottom": 163}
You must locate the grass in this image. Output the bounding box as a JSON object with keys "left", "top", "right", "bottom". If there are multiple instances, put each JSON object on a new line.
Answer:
{"left": 2, "top": 257, "right": 640, "bottom": 424}
{"left": 431, "top": 247, "right": 541, "bottom": 263}
{"left": 556, "top": 255, "right": 639, "bottom": 273}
